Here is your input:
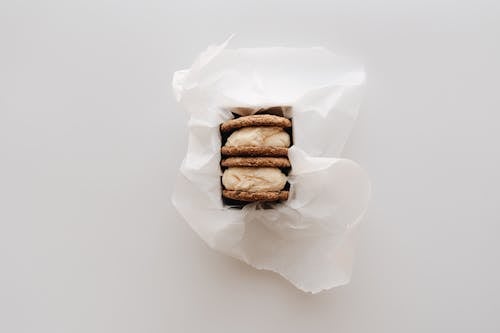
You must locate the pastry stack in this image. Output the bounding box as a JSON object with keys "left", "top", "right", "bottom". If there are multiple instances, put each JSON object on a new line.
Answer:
{"left": 220, "top": 114, "right": 292, "bottom": 203}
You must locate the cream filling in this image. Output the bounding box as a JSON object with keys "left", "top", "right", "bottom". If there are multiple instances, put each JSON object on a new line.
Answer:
{"left": 222, "top": 167, "right": 287, "bottom": 192}
{"left": 225, "top": 127, "right": 290, "bottom": 147}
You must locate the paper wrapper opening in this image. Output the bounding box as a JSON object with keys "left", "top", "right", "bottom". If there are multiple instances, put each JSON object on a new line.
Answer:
{"left": 172, "top": 37, "right": 370, "bottom": 293}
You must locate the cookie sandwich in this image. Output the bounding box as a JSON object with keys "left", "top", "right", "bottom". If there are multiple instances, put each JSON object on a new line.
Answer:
{"left": 220, "top": 114, "right": 292, "bottom": 203}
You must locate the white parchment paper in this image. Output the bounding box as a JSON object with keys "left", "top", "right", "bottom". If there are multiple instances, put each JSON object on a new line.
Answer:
{"left": 172, "top": 38, "right": 370, "bottom": 293}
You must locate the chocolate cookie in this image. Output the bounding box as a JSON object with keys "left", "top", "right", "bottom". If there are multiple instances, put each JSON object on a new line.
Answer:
{"left": 221, "top": 157, "right": 291, "bottom": 168}
{"left": 222, "top": 190, "right": 289, "bottom": 202}
{"left": 221, "top": 146, "right": 289, "bottom": 157}
{"left": 220, "top": 114, "right": 292, "bottom": 133}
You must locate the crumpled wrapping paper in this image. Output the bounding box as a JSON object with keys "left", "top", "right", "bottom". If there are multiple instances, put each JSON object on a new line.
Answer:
{"left": 171, "top": 38, "right": 370, "bottom": 293}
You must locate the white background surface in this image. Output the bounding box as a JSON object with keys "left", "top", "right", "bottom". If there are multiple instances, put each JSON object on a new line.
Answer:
{"left": 1, "top": 0, "right": 499, "bottom": 332}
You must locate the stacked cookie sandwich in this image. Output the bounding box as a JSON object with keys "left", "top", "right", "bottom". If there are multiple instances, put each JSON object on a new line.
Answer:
{"left": 220, "top": 114, "right": 292, "bottom": 204}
